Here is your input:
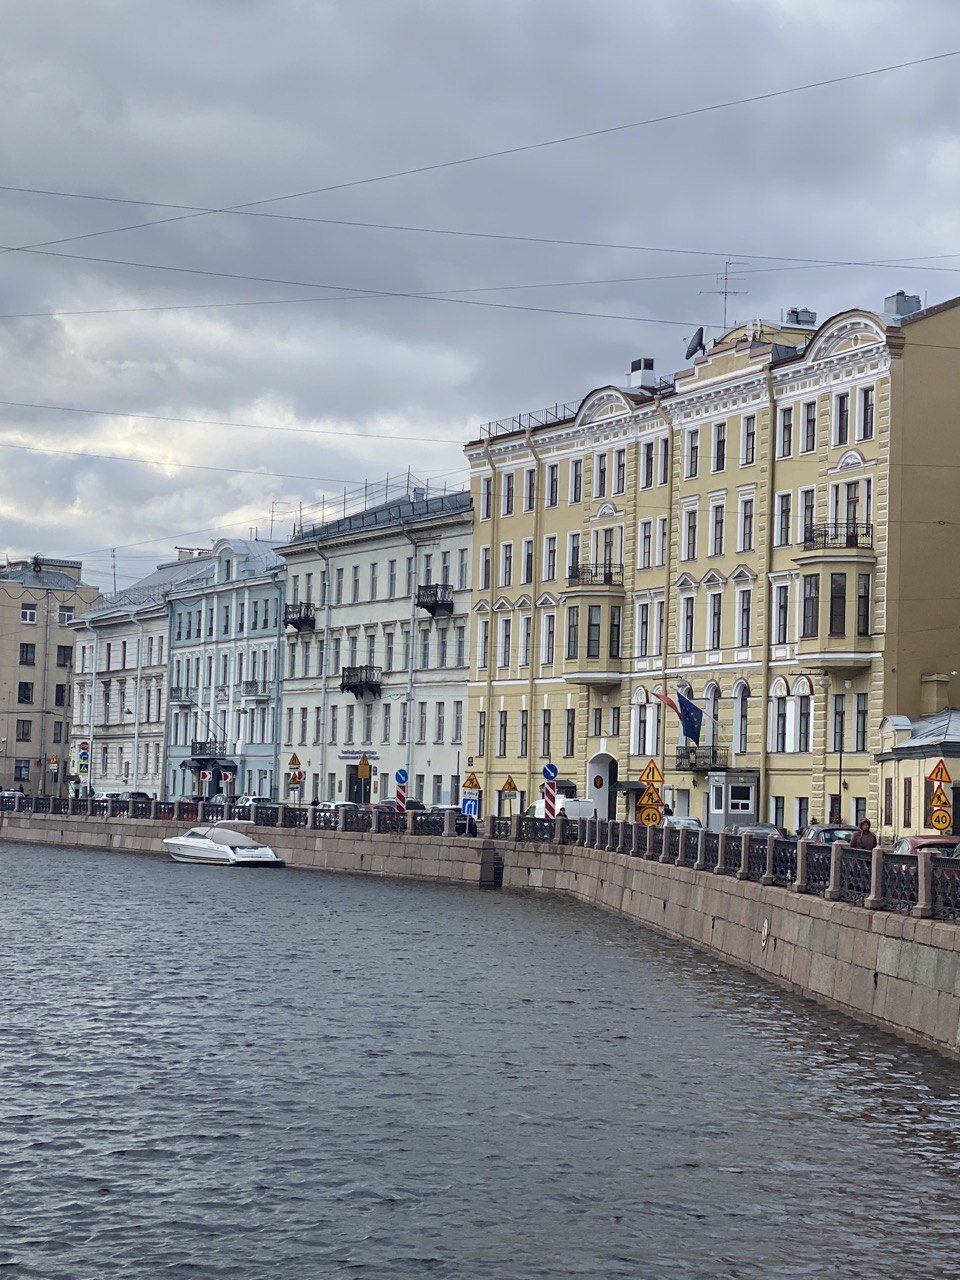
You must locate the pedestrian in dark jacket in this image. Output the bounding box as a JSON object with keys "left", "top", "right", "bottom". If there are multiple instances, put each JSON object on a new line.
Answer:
{"left": 850, "top": 818, "right": 878, "bottom": 851}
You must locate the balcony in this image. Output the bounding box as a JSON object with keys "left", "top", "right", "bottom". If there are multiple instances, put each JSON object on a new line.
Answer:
{"left": 284, "top": 601, "right": 316, "bottom": 631}
{"left": 340, "top": 665, "right": 382, "bottom": 699}
{"left": 191, "top": 739, "right": 227, "bottom": 757}
{"left": 169, "top": 686, "right": 195, "bottom": 704}
{"left": 676, "top": 745, "right": 729, "bottom": 771}
{"left": 416, "top": 583, "right": 454, "bottom": 616}
{"left": 242, "top": 680, "right": 270, "bottom": 700}
{"left": 801, "top": 523, "right": 873, "bottom": 552}
{"left": 567, "top": 563, "right": 624, "bottom": 588}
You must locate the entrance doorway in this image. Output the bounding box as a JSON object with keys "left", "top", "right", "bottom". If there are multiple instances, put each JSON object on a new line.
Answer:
{"left": 346, "top": 766, "right": 371, "bottom": 805}
{"left": 587, "top": 753, "right": 618, "bottom": 820}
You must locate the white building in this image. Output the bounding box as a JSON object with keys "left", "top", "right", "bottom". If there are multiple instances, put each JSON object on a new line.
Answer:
{"left": 72, "top": 551, "right": 213, "bottom": 796}
{"left": 278, "top": 488, "right": 473, "bottom": 806}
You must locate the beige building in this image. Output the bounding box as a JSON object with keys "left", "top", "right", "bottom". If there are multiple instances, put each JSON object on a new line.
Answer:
{"left": 0, "top": 556, "right": 99, "bottom": 795}
{"left": 465, "top": 292, "right": 960, "bottom": 832}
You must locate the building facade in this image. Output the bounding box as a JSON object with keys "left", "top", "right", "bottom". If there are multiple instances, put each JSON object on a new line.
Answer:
{"left": 71, "top": 552, "right": 213, "bottom": 796}
{"left": 0, "top": 556, "right": 99, "bottom": 795}
{"left": 277, "top": 489, "right": 472, "bottom": 807}
{"left": 165, "top": 539, "right": 284, "bottom": 800}
{"left": 465, "top": 292, "right": 960, "bottom": 831}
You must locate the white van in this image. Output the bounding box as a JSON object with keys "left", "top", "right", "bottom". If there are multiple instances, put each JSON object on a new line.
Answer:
{"left": 523, "top": 797, "right": 598, "bottom": 821}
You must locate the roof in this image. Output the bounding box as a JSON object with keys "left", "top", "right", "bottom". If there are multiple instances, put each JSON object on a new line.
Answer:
{"left": 77, "top": 556, "right": 216, "bottom": 622}
{"left": 877, "top": 707, "right": 960, "bottom": 760}
{"left": 289, "top": 489, "right": 472, "bottom": 548}
{"left": 210, "top": 537, "right": 284, "bottom": 576}
{"left": 2, "top": 565, "right": 88, "bottom": 590}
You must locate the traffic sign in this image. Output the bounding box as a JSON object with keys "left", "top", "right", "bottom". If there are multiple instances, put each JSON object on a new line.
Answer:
{"left": 639, "top": 806, "right": 662, "bottom": 826}
{"left": 357, "top": 752, "right": 371, "bottom": 780}
{"left": 463, "top": 771, "right": 480, "bottom": 791}
{"left": 931, "top": 783, "right": 952, "bottom": 809}
{"left": 928, "top": 759, "right": 953, "bottom": 785}
{"left": 501, "top": 775, "right": 518, "bottom": 793}
{"left": 395, "top": 768, "right": 408, "bottom": 785}
{"left": 289, "top": 770, "right": 303, "bottom": 788}
{"left": 200, "top": 769, "right": 212, "bottom": 782}
{"left": 640, "top": 759, "right": 664, "bottom": 784}
{"left": 638, "top": 783, "right": 663, "bottom": 808}
{"left": 932, "top": 808, "right": 952, "bottom": 831}
{"left": 288, "top": 752, "right": 302, "bottom": 770}
{"left": 461, "top": 795, "right": 479, "bottom": 818}
{"left": 542, "top": 762, "right": 558, "bottom": 781}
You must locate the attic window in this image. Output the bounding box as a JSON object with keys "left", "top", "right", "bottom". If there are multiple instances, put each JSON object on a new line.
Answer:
{"left": 224, "top": 559, "right": 232, "bottom": 581}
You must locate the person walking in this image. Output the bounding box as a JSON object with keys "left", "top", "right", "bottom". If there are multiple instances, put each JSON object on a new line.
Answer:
{"left": 850, "top": 818, "right": 878, "bottom": 851}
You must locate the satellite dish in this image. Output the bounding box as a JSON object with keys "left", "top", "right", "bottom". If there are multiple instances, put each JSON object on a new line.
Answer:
{"left": 684, "top": 327, "right": 705, "bottom": 362}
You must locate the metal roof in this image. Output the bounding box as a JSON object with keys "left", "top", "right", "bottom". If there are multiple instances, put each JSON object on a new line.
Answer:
{"left": 292, "top": 490, "right": 472, "bottom": 547}
{"left": 879, "top": 708, "right": 960, "bottom": 759}
{"left": 78, "top": 556, "right": 215, "bottom": 621}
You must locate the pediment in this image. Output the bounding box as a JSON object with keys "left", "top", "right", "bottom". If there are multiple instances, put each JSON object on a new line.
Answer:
{"left": 535, "top": 592, "right": 559, "bottom": 609}
{"left": 804, "top": 312, "right": 885, "bottom": 362}
{"left": 701, "top": 569, "right": 726, "bottom": 588}
{"left": 674, "top": 572, "right": 700, "bottom": 592}
{"left": 472, "top": 599, "right": 490, "bottom": 614}
{"left": 492, "top": 596, "right": 514, "bottom": 612}
{"left": 730, "top": 564, "right": 758, "bottom": 584}
{"left": 513, "top": 594, "right": 533, "bottom": 610}
{"left": 591, "top": 501, "right": 624, "bottom": 521}
{"left": 575, "top": 387, "right": 634, "bottom": 427}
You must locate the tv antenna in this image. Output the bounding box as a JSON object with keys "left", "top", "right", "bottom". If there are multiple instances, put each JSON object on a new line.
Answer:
{"left": 700, "top": 258, "right": 748, "bottom": 329}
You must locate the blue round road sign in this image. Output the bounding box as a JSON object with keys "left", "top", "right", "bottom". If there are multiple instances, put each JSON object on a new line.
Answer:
{"left": 395, "top": 768, "right": 409, "bottom": 785}
{"left": 542, "top": 762, "right": 558, "bottom": 781}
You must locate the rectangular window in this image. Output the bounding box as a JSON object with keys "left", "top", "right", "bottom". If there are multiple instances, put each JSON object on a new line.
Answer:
{"left": 609, "top": 606, "right": 621, "bottom": 658}
{"left": 800, "top": 488, "right": 816, "bottom": 543}
{"left": 502, "top": 472, "right": 515, "bottom": 516}
{"left": 420, "top": 629, "right": 430, "bottom": 670}
{"left": 21, "top": 604, "right": 36, "bottom": 624}
{"left": 655, "top": 600, "right": 665, "bottom": 655}
{"left": 477, "top": 710, "right": 485, "bottom": 755}
{"left": 683, "top": 509, "right": 697, "bottom": 560}
{"left": 478, "top": 620, "right": 489, "bottom": 670}
{"left": 709, "top": 593, "right": 722, "bottom": 651}
{"left": 56, "top": 644, "right": 72, "bottom": 668}
{"left": 614, "top": 448, "right": 626, "bottom": 494}
{"left": 521, "top": 538, "right": 534, "bottom": 584}
{"left": 779, "top": 406, "right": 793, "bottom": 458}
{"left": 564, "top": 708, "right": 575, "bottom": 757}
{"left": 541, "top": 709, "right": 552, "bottom": 758}
{"left": 569, "top": 458, "right": 582, "bottom": 504}
{"left": 712, "top": 421, "right": 726, "bottom": 472}
{"left": 54, "top": 684, "right": 67, "bottom": 708}
{"left": 857, "top": 573, "right": 871, "bottom": 636}
{"left": 775, "top": 697, "right": 787, "bottom": 752}
{"left": 802, "top": 574, "right": 819, "bottom": 637}
{"left": 587, "top": 606, "right": 601, "bottom": 659}
{"left": 518, "top": 709, "right": 528, "bottom": 757}
{"left": 15, "top": 719, "right": 31, "bottom": 742}
{"left": 591, "top": 707, "right": 601, "bottom": 737}
{"left": 656, "top": 517, "right": 667, "bottom": 567}
{"left": 658, "top": 437, "right": 669, "bottom": 485}
{"left": 641, "top": 442, "right": 654, "bottom": 489}
{"left": 17, "top": 682, "right": 33, "bottom": 704}
{"left": 497, "top": 711, "right": 507, "bottom": 757}
{"left": 682, "top": 597, "right": 694, "bottom": 653}
{"left": 458, "top": 548, "right": 468, "bottom": 590}
{"left": 480, "top": 547, "right": 491, "bottom": 591}
{"left": 610, "top": 707, "right": 620, "bottom": 736}
{"left": 836, "top": 392, "right": 850, "bottom": 446}
{"left": 802, "top": 402, "right": 817, "bottom": 453}
{"left": 481, "top": 476, "right": 492, "bottom": 519}
{"left": 832, "top": 693, "right": 846, "bottom": 752}
{"left": 519, "top": 616, "right": 531, "bottom": 667}
{"left": 455, "top": 626, "right": 466, "bottom": 667}
{"left": 14, "top": 759, "right": 29, "bottom": 781}
{"left": 776, "top": 493, "right": 792, "bottom": 547}
{"left": 739, "top": 497, "right": 754, "bottom": 551}
{"left": 547, "top": 464, "right": 559, "bottom": 507}
{"left": 775, "top": 584, "right": 789, "bottom": 644}
{"left": 737, "top": 589, "right": 752, "bottom": 647}
{"left": 741, "top": 415, "right": 756, "bottom": 466}
{"left": 860, "top": 386, "right": 875, "bottom": 441}
{"left": 903, "top": 777, "right": 912, "bottom": 829}
{"left": 526, "top": 466, "right": 538, "bottom": 510}
{"left": 798, "top": 695, "right": 811, "bottom": 753}
{"left": 885, "top": 777, "right": 894, "bottom": 827}
{"left": 542, "top": 614, "right": 555, "bottom": 666}
{"left": 638, "top": 602, "right": 650, "bottom": 657}
{"left": 19, "top": 643, "right": 35, "bottom": 665}
{"left": 829, "top": 573, "right": 847, "bottom": 636}
{"left": 453, "top": 701, "right": 463, "bottom": 743}
{"left": 500, "top": 542, "right": 513, "bottom": 587}
{"left": 567, "top": 533, "right": 580, "bottom": 578}
{"left": 710, "top": 504, "right": 724, "bottom": 556}
{"left": 595, "top": 453, "right": 607, "bottom": 498}
{"left": 566, "top": 606, "right": 579, "bottom": 660}
{"left": 686, "top": 429, "right": 699, "bottom": 479}
{"left": 639, "top": 520, "right": 652, "bottom": 569}
{"left": 855, "top": 692, "right": 868, "bottom": 752}
{"left": 543, "top": 537, "right": 557, "bottom": 582}
{"left": 498, "top": 618, "right": 511, "bottom": 669}
{"left": 417, "top": 702, "right": 427, "bottom": 743}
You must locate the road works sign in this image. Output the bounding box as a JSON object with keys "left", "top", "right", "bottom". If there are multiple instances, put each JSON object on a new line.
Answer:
{"left": 928, "top": 759, "right": 953, "bottom": 784}
{"left": 639, "top": 759, "right": 664, "bottom": 784}
{"left": 931, "top": 783, "right": 952, "bottom": 809}
{"left": 501, "top": 775, "right": 518, "bottom": 793}
{"left": 463, "top": 771, "right": 481, "bottom": 791}
{"left": 288, "top": 752, "right": 302, "bottom": 770}
{"left": 638, "top": 783, "right": 663, "bottom": 808}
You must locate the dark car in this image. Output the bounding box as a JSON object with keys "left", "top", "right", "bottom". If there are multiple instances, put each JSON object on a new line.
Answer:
{"left": 430, "top": 805, "right": 478, "bottom": 837}
{"left": 724, "top": 822, "right": 784, "bottom": 839}
{"left": 119, "top": 790, "right": 151, "bottom": 802}
{"left": 800, "top": 824, "right": 858, "bottom": 846}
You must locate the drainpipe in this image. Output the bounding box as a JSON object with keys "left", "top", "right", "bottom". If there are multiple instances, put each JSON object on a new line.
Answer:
{"left": 481, "top": 443, "right": 499, "bottom": 812}
{"left": 128, "top": 611, "right": 145, "bottom": 790}
{"left": 400, "top": 527, "right": 419, "bottom": 793}
{"left": 82, "top": 620, "right": 99, "bottom": 796}
{"left": 38, "top": 584, "right": 53, "bottom": 795}
{"left": 314, "top": 548, "right": 331, "bottom": 800}
{"left": 759, "top": 366, "right": 779, "bottom": 822}
{"left": 652, "top": 393, "right": 676, "bottom": 783}
{"left": 524, "top": 432, "right": 543, "bottom": 809}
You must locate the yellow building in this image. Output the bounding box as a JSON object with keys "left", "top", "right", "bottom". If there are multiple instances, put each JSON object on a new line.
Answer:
{"left": 465, "top": 292, "right": 960, "bottom": 832}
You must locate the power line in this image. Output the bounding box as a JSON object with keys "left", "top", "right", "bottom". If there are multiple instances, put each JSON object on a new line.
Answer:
{"left": 2, "top": 48, "right": 957, "bottom": 258}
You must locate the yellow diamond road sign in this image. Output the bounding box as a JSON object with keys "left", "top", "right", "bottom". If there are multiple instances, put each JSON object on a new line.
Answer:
{"left": 288, "top": 752, "right": 302, "bottom": 770}
{"left": 639, "top": 759, "right": 664, "bottom": 784}
{"left": 501, "top": 775, "right": 518, "bottom": 793}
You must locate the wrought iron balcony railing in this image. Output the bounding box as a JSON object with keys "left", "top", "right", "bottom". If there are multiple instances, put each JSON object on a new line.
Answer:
{"left": 340, "top": 665, "right": 382, "bottom": 698}
{"left": 242, "top": 680, "right": 270, "bottom": 698}
{"left": 676, "top": 745, "right": 729, "bottom": 771}
{"left": 567, "top": 563, "right": 624, "bottom": 587}
{"left": 284, "top": 601, "right": 316, "bottom": 630}
{"left": 191, "top": 739, "right": 227, "bottom": 757}
{"left": 802, "top": 523, "right": 873, "bottom": 551}
{"left": 169, "top": 686, "right": 195, "bottom": 703}
{"left": 416, "top": 582, "right": 454, "bottom": 615}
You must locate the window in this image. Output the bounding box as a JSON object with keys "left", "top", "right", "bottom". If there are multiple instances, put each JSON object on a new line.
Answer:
{"left": 712, "top": 421, "right": 726, "bottom": 472}
{"left": 800, "top": 488, "right": 815, "bottom": 544}
{"left": 566, "top": 606, "right": 579, "bottom": 659}
{"left": 543, "top": 537, "right": 557, "bottom": 581}
{"left": 519, "top": 709, "right": 528, "bottom": 757}
{"left": 417, "top": 702, "right": 427, "bottom": 743}
{"left": 458, "top": 549, "right": 468, "bottom": 590}
{"left": 16, "top": 719, "right": 31, "bottom": 742}
{"left": 502, "top": 472, "right": 515, "bottom": 516}
{"left": 497, "top": 711, "right": 507, "bottom": 757}
{"left": 21, "top": 604, "right": 36, "bottom": 624}
{"left": 659, "top": 437, "right": 670, "bottom": 485}
{"left": 58, "top": 606, "right": 74, "bottom": 625}
{"left": 456, "top": 626, "right": 466, "bottom": 667}
{"left": 500, "top": 543, "right": 513, "bottom": 587}
{"left": 594, "top": 453, "right": 607, "bottom": 498}
{"left": 859, "top": 387, "right": 875, "bottom": 441}
{"left": 587, "top": 606, "right": 601, "bottom": 658}
{"left": 480, "top": 547, "right": 491, "bottom": 591}
{"left": 683, "top": 508, "right": 697, "bottom": 560}
{"left": 641, "top": 442, "right": 654, "bottom": 489}
{"left": 435, "top": 703, "right": 446, "bottom": 745}
{"left": 776, "top": 493, "right": 792, "bottom": 547}
{"left": 546, "top": 464, "right": 559, "bottom": 507}
{"left": 497, "top": 618, "right": 511, "bottom": 669}
{"left": 829, "top": 573, "right": 846, "bottom": 636}
{"left": 738, "top": 497, "right": 754, "bottom": 551}
{"left": 19, "top": 643, "right": 35, "bottom": 665}
{"left": 609, "top": 606, "right": 621, "bottom": 658}
{"left": 775, "top": 584, "right": 789, "bottom": 645}
{"left": 855, "top": 693, "right": 868, "bottom": 752}
{"left": 519, "top": 616, "right": 531, "bottom": 667}
{"left": 686, "top": 429, "right": 699, "bottom": 478}
{"left": 832, "top": 694, "right": 845, "bottom": 752}
{"left": 564, "top": 708, "right": 575, "bottom": 757}
{"left": 737, "top": 589, "right": 752, "bottom": 647}
{"left": 385, "top": 631, "right": 395, "bottom": 671}
{"left": 591, "top": 707, "right": 602, "bottom": 737}
{"left": 773, "top": 796, "right": 785, "bottom": 831}
{"left": 542, "top": 614, "right": 556, "bottom": 666}
{"left": 525, "top": 466, "right": 537, "bottom": 510}
{"left": 798, "top": 695, "right": 811, "bottom": 753}
{"left": 903, "top": 778, "right": 913, "bottom": 829}
{"left": 835, "top": 392, "right": 850, "bottom": 446}
{"left": 710, "top": 504, "right": 724, "bottom": 556}
{"left": 369, "top": 563, "right": 378, "bottom": 600}
{"left": 610, "top": 707, "right": 620, "bottom": 736}
{"left": 400, "top": 702, "right": 408, "bottom": 745}
{"left": 55, "top": 684, "right": 67, "bottom": 707}
{"left": 613, "top": 448, "right": 626, "bottom": 494}
{"left": 541, "top": 709, "right": 552, "bottom": 757}
{"left": 741, "top": 415, "right": 756, "bottom": 466}
{"left": 778, "top": 407, "right": 793, "bottom": 458}
{"left": 453, "top": 701, "right": 463, "bottom": 743}
{"left": 567, "top": 533, "right": 581, "bottom": 577}
{"left": 351, "top": 566, "right": 360, "bottom": 603}
{"left": 639, "top": 520, "right": 652, "bottom": 569}
{"left": 708, "top": 593, "right": 722, "bottom": 651}
{"left": 802, "top": 574, "right": 819, "bottom": 637}
{"left": 438, "top": 629, "right": 448, "bottom": 668}
{"left": 521, "top": 539, "right": 534, "bottom": 584}
{"left": 55, "top": 645, "right": 71, "bottom": 667}
{"left": 17, "top": 682, "right": 33, "bottom": 704}
{"left": 884, "top": 778, "right": 894, "bottom": 827}
{"left": 303, "top": 707, "right": 312, "bottom": 745}
{"left": 857, "top": 573, "right": 871, "bottom": 636}
{"left": 637, "top": 602, "right": 650, "bottom": 657}
{"left": 735, "top": 689, "right": 749, "bottom": 754}
{"left": 802, "top": 402, "right": 817, "bottom": 453}
{"left": 478, "top": 620, "right": 489, "bottom": 669}
{"left": 655, "top": 600, "right": 665, "bottom": 655}
{"left": 481, "top": 476, "right": 492, "bottom": 519}
{"left": 681, "top": 597, "right": 695, "bottom": 653}
{"left": 656, "top": 517, "right": 667, "bottom": 567}
{"left": 569, "top": 459, "right": 582, "bottom": 504}
{"left": 14, "top": 760, "right": 29, "bottom": 781}
{"left": 774, "top": 697, "right": 787, "bottom": 752}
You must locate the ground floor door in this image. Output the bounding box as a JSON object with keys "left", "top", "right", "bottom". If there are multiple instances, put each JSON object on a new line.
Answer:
{"left": 346, "top": 766, "right": 371, "bottom": 805}
{"left": 587, "top": 753, "right": 618, "bottom": 820}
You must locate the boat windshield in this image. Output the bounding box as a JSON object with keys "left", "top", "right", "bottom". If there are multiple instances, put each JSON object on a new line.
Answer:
{"left": 206, "top": 826, "right": 262, "bottom": 847}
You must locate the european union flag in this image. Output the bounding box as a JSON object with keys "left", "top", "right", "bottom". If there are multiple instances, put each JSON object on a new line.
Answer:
{"left": 676, "top": 691, "right": 703, "bottom": 745}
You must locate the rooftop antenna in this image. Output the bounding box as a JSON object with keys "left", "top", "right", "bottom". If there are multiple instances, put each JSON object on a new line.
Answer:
{"left": 700, "top": 258, "right": 748, "bottom": 329}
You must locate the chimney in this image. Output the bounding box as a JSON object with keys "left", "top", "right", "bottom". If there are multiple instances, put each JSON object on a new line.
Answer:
{"left": 785, "top": 307, "right": 817, "bottom": 327}
{"left": 920, "top": 673, "right": 951, "bottom": 716}
{"left": 627, "top": 356, "right": 656, "bottom": 390}
{"left": 884, "top": 290, "right": 922, "bottom": 319}
{"left": 411, "top": 487, "right": 426, "bottom": 502}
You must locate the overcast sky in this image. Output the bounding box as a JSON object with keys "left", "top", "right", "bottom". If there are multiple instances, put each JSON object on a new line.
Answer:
{"left": 1, "top": 0, "right": 959, "bottom": 588}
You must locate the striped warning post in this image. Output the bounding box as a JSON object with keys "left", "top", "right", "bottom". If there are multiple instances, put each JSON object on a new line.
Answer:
{"left": 544, "top": 781, "right": 557, "bottom": 821}
{"left": 396, "top": 783, "right": 407, "bottom": 814}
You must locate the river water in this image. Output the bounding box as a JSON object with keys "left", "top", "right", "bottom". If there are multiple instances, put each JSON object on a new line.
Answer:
{"left": 3, "top": 842, "right": 960, "bottom": 1278}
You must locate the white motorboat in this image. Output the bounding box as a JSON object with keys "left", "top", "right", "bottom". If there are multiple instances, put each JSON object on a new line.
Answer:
{"left": 162, "top": 820, "right": 285, "bottom": 868}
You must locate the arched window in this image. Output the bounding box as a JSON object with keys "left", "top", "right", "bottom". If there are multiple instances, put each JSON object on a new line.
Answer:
{"left": 733, "top": 680, "right": 750, "bottom": 755}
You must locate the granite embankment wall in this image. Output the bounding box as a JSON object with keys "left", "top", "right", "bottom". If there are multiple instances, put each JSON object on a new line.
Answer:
{"left": 6, "top": 812, "right": 960, "bottom": 1061}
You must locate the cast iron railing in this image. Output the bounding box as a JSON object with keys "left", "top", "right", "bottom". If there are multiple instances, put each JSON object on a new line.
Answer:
{"left": 562, "top": 819, "right": 580, "bottom": 845}
{"left": 191, "top": 739, "right": 226, "bottom": 757}
{"left": 343, "top": 807, "right": 372, "bottom": 833}
{"left": 838, "top": 847, "right": 872, "bottom": 906}
{"left": 772, "top": 839, "right": 797, "bottom": 887}
{"left": 649, "top": 826, "right": 663, "bottom": 858}
{"left": 676, "top": 746, "right": 730, "bottom": 771}
{"left": 746, "top": 835, "right": 768, "bottom": 882}
{"left": 806, "top": 843, "right": 832, "bottom": 896}
{"left": 931, "top": 858, "right": 960, "bottom": 922}
{"left": 410, "top": 811, "right": 445, "bottom": 837}
{"left": 567, "top": 564, "right": 624, "bottom": 587}
{"left": 664, "top": 828, "right": 681, "bottom": 864}
{"left": 520, "top": 816, "right": 556, "bottom": 843}
{"left": 253, "top": 803, "right": 277, "bottom": 827}
{"left": 720, "top": 835, "right": 742, "bottom": 876}
{"left": 314, "top": 808, "right": 340, "bottom": 831}
{"left": 283, "top": 806, "right": 308, "bottom": 828}
{"left": 880, "top": 853, "right": 918, "bottom": 914}
{"left": 802, "top": 522, "right": 873, "bottom": 551}
{"left": 702, "top": 830, "right": 719, "bottom": 868}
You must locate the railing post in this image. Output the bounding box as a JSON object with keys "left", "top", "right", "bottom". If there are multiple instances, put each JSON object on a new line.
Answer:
{"left": 443, "top": 808, "right": 457, "bottom": 838}
{"left": 737, "top": 834, "right": 751, "bottom": 880}
{"left": 864, "top": 845, "right": 885, "bottom": 910}
{"left": 794, "top": 839, "right": 809, "bottom": 893}
{"left": 693, "top": 830, "right": 708, "bottom": 870}
{"left": 761, "top": 834, "right": 776, "bottom": 886}
{"left": 606, "top": 821, "right": 618, "bottom": 852}
{"left": 715, "top": 832, "right": 727, "bottom": 874}
{"left": 337, "top": 805, "right": 349, "bottom": 832}
{"left": 677, "top": 828, "right": 687, "bottom": 866}
{"left": 278, "top": 803, "right": 289, "bottom": 827}
{"left": 150, "top": 798, "right": 158, "bottom": 821}
{"left": 577, "top": 817, "right": 588, "bottom": 847}
{"left": 553, "top": 815, "right": 565, "bottom": 845}
{"left": 509, "top": 813, "right": 522, "bottom": 842}
{"left": 824, "top": 841, "right": 844, "bottom": 901}
{"left": 86, "top": 797, "right": 94, "bottom": 817}
{"left": 174, "top": 800, "right": 184, "bottom": 822}
{"left": 914, "top": 848, "right": 934, "bottom": 918}
{"left": 371, "top": 807, "right": 382, "bottom": 835}
{"left": 617, "top": 821, "right": 630, "bottom": 854}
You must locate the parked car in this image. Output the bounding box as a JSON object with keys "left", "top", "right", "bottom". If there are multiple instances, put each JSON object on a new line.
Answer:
{"left": 524, "top": 797, "right": 597, "bottom": 821}
{"left": 233, "top": 794, "right": 278, "bottom": 811}
{"left": 724, "top": 822, "right": 783, "bottom": 839}
{"left": 663, "top": 816, "right": 702, "bottom": 830}
{"left": 890, "top": 835, "right": 960, "bottom": 860}
{"left": 799, "top": 824, "right": 858, "bottom": 846}
{"left": 94, "top": 791, "right": 121, "bottom": 801}
{"left": 119, "top": 790, "right": 151, "bottom": 802}
{"left": 316, "top": 800, "right": 359, "bottom": 811}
